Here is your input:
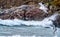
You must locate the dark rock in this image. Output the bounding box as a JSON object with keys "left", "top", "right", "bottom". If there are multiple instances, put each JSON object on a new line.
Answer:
{"left": 52, "top": 15, "right": 60, "bottom": 28}
{"left": 0, "top": 5, "right": 52, "bottom": 21}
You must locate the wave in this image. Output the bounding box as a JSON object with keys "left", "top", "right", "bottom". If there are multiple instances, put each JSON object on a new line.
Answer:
{"left": 0, "top": 13, "right": 59, "bottom": 27}
{"left": 0, "top": 35, "right": 40, "bottom": 37}
{"left": 0, "top": 35, "right": 58, "bottom": 37}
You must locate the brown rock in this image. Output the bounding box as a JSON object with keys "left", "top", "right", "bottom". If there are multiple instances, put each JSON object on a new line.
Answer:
{"left": 0, "top": 5, "right": 52, "bottom": 20}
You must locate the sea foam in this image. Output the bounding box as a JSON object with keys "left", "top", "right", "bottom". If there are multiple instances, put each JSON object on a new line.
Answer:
{"left": 0, "top": 13, "right": 59, "bottom": 27}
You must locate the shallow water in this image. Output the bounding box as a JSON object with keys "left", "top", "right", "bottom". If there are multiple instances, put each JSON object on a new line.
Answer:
{"left": 0, "top": 26, "right": 60, "bottom": 37}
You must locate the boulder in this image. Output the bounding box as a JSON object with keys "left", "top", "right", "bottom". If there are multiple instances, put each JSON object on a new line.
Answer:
{"left": 0, "top": 5, "right": 52, "bottom": 21}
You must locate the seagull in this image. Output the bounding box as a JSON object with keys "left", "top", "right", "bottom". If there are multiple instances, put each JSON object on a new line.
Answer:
{"left": 38, "top": 3, "right": 48, "bottom": 13}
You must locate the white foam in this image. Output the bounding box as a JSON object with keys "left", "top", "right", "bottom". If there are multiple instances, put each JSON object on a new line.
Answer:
{"left": 0, "top": 35, "right": 39, "bottom": 37}
{"left": 0, "top": 13, "right": 59, "bottom": 27}
{"left": 39, "top": 3, "right": 48, "bottom": 13}
{"left": 54, "top": 34, "right": 58, "bottom": 37}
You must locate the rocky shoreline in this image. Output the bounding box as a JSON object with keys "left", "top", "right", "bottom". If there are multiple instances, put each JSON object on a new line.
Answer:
{"left": 0, "top": 5, "right": 53, "bottom": 21}
{"left": 0, "top": 0, "right": 60, "bottom": 25}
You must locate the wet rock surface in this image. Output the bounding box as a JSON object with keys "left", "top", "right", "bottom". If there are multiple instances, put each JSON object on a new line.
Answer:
{"left": 52, "top": 15, "right": 60, "bottom": 28}
{"left": 0, "top": 5, "right": 52, "bottom": 21}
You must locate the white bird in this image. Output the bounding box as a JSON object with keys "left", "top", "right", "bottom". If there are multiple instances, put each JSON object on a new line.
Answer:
{"left": 38, "top": 3, "right": 48, "bottom": 13}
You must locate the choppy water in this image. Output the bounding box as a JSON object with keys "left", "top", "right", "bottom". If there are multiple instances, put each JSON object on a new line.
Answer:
{"left": 0, "top": 26, "right": 60, "bottom": 37}
{"left": 0, "top": 12, "right": 60, "bottom": 37}
{"left": 0, "top": 2, "right": 60, "bottom": 37}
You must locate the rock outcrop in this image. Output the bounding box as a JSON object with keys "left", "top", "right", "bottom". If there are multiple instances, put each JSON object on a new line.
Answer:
{"left": 0, "top": 0, "right": 54, "bottom": 9}
{"left": 0, "top": 0, "right": 40, "bottom": 9}
{"left": 55, "top": 15, "right": 60, "bottom": 28}
{"left": 0, "top": 5, "right": 52, "bottom": 21}
{"left": 0, "top": 0, "right": 60, "bottom": 21}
